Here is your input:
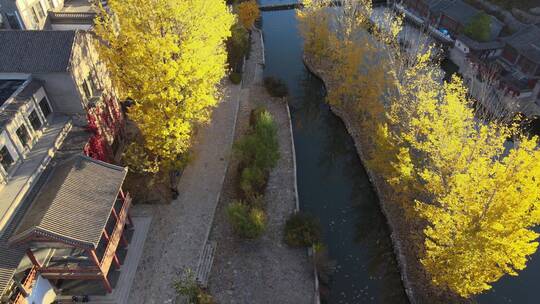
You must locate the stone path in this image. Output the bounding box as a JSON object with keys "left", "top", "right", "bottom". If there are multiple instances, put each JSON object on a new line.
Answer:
{"left": 207, "top": 28, "right": 316, "bottom": 304}
{"left": 127, "top": 82, "right": 241, "bottom": 304}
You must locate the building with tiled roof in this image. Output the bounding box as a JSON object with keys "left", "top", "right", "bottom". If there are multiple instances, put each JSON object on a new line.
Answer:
{"left": 0, "top": 28, "right": 134, "bottom": 303}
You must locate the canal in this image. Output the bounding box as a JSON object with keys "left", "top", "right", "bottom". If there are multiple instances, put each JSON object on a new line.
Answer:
{"left": 259, "top": 1, "right": 540, "bottom": 303}
{"left": 260, "top": 1, "right": 408, "bottom": 303}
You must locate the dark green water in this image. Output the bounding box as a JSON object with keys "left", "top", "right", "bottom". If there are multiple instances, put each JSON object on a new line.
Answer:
{"left": 260, "top": 3, "right": 408, "bottom": 303}
{"left": 259, "top": 1, "right": 540, "bottom": 303}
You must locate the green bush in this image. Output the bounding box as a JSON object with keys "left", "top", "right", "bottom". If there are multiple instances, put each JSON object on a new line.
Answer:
{"left": 174, "top": 269, "right": 215, "bottom": 304}
{"left": 263, "top": 76, "right": 289, "bottom": 98}
{"left": 227, "top": 22, "right": 250, "bottom": 72}
{"left": 240, "top": 165, "right": 267, "bottom": 199}
{"left": 235, "top": 109, "right": 279, "bottom": 170}
{"left": 229, "top": 72, "right": 242, "bottom": 84}
{"left": 284, "top": 213, "right": 322, "bottom": 247}
{"left": 234, "top": 109, "right": 280, "bottom": 198}
{"left": 249, "top": 107, "right": 266, "bottom": 126}
{"left": 464, "top": 13, "right": 492, "bottom": 42}
{"left": 227, "top": 201, "right": 266, "bottom": 239}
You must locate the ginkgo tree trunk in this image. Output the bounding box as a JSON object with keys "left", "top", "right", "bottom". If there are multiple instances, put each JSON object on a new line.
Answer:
{"left": 94, "top": 0, "right": 234, "bottom": 173}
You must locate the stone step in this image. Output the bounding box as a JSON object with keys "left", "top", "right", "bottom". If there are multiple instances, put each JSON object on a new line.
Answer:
{"left": 196, "top": 241, "right": 217, "bottom": 288}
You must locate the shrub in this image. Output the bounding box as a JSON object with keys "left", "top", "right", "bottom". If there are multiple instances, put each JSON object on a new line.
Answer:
{"left": 237, "top": 0, "right": 260, "bottom": 29}
{"left": 227, "top": 22, "right": 250, "bottom": 72}
{"left": 229, "top": 72, "right": 242, "bottom": 84}
{"left": 235, "top": 109, "right": 280, "bottom": 170}
{"left": 263, "top": 76, "right": 289, "bottom": 98}
{"left": 174, "top": 269, "right": 214, "bottom": 304}
{"left": 284, "top": 213, "right": 322, "bottom": 247}
{"left": 249, "top": 107, "right": 266, "bottom": 126}
{"left": 227, "top": 201, "right": 266, "bottom": 239}
{"left": 463, "top": 13, "right": 491, "bottom": 42}
{"left": 313, "top": 243, "right": 336, "bottom": 285}
{"left": 235, "top": 110, "right": 279, "bottom": 198}
{"left": 240, "top": 165, "right": 267, "bottom": 199}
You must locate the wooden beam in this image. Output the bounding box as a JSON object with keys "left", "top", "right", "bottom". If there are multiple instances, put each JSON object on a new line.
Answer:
{"left": 111, "top": 207, "right": 119, "bottom": 221}
{"left": 103, "top": 229, "right": 121, "bottom": 268}
{"left": 86, "top": 249, "right": 112, "bottom": 293}
{"left": 39, "top": 266, "right": 100, "bottom": 273}
{"left": 41, "top": 273, "right": 102, "bottom": 280}
{"left": 101, "top": 275, "right": 113, "bottom": 293}
{"left": 26, "top": 249, "right": 42, "bottom": 268}
{"left": 13, "top": 280, "right": 29, "bottom": 297}
{"left": 87, "top": 249, "right": 101, "bottom": 268}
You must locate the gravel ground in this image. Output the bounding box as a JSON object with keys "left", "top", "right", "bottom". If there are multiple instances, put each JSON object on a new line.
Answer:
{"left": 207, "top": 30, "right": 315, "bottom": 304}
{"left": 127, "top": 82, "right": 241, "bottom": 304}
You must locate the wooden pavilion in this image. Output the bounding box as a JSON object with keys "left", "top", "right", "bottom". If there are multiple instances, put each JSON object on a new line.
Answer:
{"left": 7, "top": 154, "right": 133, "bottom": 295}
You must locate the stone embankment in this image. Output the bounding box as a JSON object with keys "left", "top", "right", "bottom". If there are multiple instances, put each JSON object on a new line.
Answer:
{"left": 206, "top": 28, "right": 317, "bottom": 304}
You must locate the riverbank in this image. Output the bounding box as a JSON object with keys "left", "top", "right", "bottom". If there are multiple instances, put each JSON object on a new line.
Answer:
{"left": 206, "top": 29, "right": 316, "bottom": 303}
{"left": 302, "top": 54, "right": 468, "bottom": 304}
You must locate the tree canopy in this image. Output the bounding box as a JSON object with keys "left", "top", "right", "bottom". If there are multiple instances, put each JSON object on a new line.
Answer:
{"left": 298, "top": 0, "right": 540, "bottom": 298}
{"left": 94, "top": 0, "right": 234, "bottom": 172}
{"left": 464, "top": 13, "right": 492, "bottom": 42}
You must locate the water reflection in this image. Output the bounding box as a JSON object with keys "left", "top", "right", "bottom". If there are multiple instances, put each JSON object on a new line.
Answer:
{"left": 261, "top": 7, "right": 408, "bottom": 304}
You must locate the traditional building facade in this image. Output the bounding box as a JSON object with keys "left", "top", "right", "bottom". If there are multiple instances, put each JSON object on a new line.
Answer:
{"left": 462, "top": 24, "right": 540, "bottom": 118}
{"left": 0, "top": 30, "right": 133, "bottom": 303}
{"left": 401, "top": 0, "right": 503, "bottom": 48}
{"left": 0, "top": 0, "right": 105, "bottom": 30}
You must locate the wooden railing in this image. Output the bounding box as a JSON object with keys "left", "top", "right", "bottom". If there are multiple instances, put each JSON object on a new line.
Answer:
{"left": 13, "top": 266, "right": 38, "bottom": 304}
{"left": 100, "top": 193, "right": 131, "bottom": 274}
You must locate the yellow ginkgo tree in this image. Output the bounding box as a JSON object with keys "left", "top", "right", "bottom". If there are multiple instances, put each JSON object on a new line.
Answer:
{"left": 94, "top": 0, "right": 234, "bottom": 172}
{"left": 298, "top": 0, "right": 540, "bottom": 299}
{"left": 237, "top": 0, "right": 260, "bottom": 30}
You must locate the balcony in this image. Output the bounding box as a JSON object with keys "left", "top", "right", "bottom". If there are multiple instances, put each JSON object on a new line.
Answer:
{"left": 48, "top": 0, "right": 101, "bottom": 30}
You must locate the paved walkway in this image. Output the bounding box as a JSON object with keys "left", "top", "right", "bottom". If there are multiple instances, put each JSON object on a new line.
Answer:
{"left": 207, "top": 28, "right": 315, "bottom": 304}
{"left": 127, "top": 83, "right": 241, "bottom": 304}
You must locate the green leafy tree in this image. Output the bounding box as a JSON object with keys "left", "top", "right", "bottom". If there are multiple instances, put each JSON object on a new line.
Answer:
{"left": 464, "top": 13, "right": 492, "bottom": 42}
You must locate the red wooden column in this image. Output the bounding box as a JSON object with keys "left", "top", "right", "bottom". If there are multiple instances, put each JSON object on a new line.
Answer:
{"left": 26, "top": 249, "right": 42, "bottom": 268}
{"left": 102, "top": 230, "right": 122, "bottom": 267}
{"left": 87, "top": 249, "right": 112, "bottom": 293}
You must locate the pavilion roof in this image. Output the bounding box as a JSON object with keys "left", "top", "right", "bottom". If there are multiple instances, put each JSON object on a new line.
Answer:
{"left": 9, "top": 155, "right": 127, "bottom": 249}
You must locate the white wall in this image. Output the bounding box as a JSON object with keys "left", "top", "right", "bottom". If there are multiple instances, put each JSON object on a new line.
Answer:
{"left": 454, "top": 39, "right": 470, "bottom": 54}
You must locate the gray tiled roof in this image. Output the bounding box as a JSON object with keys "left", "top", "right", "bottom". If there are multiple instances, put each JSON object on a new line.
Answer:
{"left": 0, "top": 126, "right": 91, "bottom": 297}
{"left": 0, "top": 79, "right": 41, "bottom": 129}
{"left": 0, "top": 30, "right": 77, "bottom": 73}
{"left": 502, "top": 25, "right": 540, "bottom": 64}
{"left": 457, "top": 34, "right": 504, "bottom": 50}
{"left": 9, "top": 155, "right": 128, "bottom": 249}
{"left": 0, "top": 79, "right": 25, "bottom": 107}
{"left": 430, "top": 0, "right": 503, "bottom": 40}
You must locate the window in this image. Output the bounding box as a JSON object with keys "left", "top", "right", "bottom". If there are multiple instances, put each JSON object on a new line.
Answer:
{"left": 0, "top": 146, "right": 14, "bottom": 172}
{"left": 28, "top": 110, "right": 42, "bottom": 131}
{"left": 47, "top": 0, "right": 55, "bottom": 9}
{"left": 16, "top": 125, "right": 30, "bottom": 147}
{"left": 36, "top": 3, "right": 46, "bottom": 19}
{"left": 82, "top": 80, "right": 92, "bottom": 99}
{"left": 30, "top": 7, "right": 40, "bottom": 25}
{"left": 39, "top": 97, "right": 52, "bottom": 117}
